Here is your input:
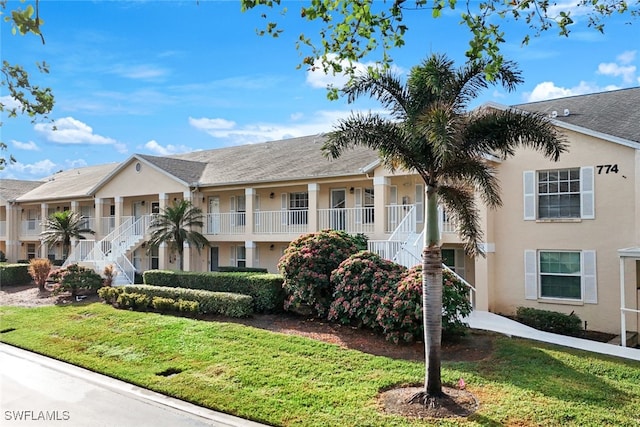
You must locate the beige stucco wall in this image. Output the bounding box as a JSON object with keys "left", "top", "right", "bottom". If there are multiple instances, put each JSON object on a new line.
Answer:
{"left": 96, "top": 159, "right": 187, "bottom": 199}
{"left": 485, "top": 130, "right": 638, "bottom": 333}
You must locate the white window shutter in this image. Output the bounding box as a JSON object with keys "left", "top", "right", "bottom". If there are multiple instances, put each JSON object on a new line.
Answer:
{"left": 355, "top": 188, "right": 362, "bottom": 224}
{"left": 523, "top": 171, "right": 536, "bottom": 220}
{"left": 454, "top": 249, "right": 466, "bottom": 280}
{"left": 582, "top": 250, "right": 597, "bottom": 303}
{"left": 580, "top": 166, "right": 595, "bottom": 219}
{"left": 524, "top": 250, "right": 538, "bottom": 300}
{"left": 415, "top": 184, "right": 424, "bottom": 223}
{"left": 230, "top": 196, "right": 236, "bottom": 226}
{"left": 254, "top": 195, "right": 260, "bottom": 226}
{"left": 254, "top": 246, "right": 260, "bottom": 266}
{"left": 230, "top": 245, "right": 236, "bottom": 266}
{"left": 281, "top": 193, "right": 288, "bottom": 225}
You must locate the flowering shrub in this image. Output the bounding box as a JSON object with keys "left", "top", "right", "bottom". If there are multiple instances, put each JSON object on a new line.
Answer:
{"left": 48, "top": 264, "right": 103, "bottom": 297}
{"left": 328, "top": 252, "right": 406, "bottom": 329}
{"left": 376, "top": 266, "right": 472, "bottom": 344}
{"left": 278, "top": 229, "right": 360, "bottom": 318}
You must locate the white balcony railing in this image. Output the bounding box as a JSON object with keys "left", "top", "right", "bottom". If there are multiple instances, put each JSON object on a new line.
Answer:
{"left": 317, "top": 207, "right": 375, "bottom": 234}
{"left": 100, "top": 217, "right": 117, "bottom": 236}
{"left": 254, "top": 210, "right": 310, "bottom": 234}
{"left": 21, "top": 219, "right": 41, "bottom": 236}
{"left": 204, "top": 213, "right": 246, "bottom": 235}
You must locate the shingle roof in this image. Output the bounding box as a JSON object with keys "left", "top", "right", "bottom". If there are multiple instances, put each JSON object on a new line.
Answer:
{"left": 15, "top": 163, "right": 118, "bottom": 202}
{"left": 137, "top": 154, "right": 207, "bottom": 185}
{"left": 514, "top": 87, "right": 640, "bottom": 144}
{"left": 0, "top": 179, "right": 44, "bottom": 202}
{"left": 171, "top": 134, "right": 380, "bottom": 186}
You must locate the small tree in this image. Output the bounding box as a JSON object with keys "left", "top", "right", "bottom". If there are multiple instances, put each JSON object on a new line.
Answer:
{"left": 147, "top": 200, "right": 209, "bottom": 271}
{"left": 40, "top": 211, "right": 94, "bottom": 260}
{"left": 102, "top": 264, "right": 118, "bottom": 287}
{"left": 48, "top": 264, "right": 102, "bottom": 297}
{"left": 28, "top": 258, "right": 52, "bottom": 293}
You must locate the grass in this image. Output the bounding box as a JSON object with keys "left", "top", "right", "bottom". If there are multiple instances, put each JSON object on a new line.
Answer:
{"left": 1, "top": 303, "right": 639, "bottom": 426}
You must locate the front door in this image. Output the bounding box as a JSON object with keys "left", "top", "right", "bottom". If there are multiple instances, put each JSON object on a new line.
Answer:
{"left": 208, "top": 196, "right": 220, "bottom": 234}
{"left": 331, "top": 189, "right": 346, "bottom": 231}
{"left": 210, "top": 246, "right": 219, "bottom": 271}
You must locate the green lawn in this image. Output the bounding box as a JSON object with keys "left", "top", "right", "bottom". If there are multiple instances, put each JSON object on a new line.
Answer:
{"left": 1, "top": 303, "right": 639, "bottom": 426}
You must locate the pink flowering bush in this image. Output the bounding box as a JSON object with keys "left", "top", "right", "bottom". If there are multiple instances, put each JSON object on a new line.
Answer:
{"left": 376, "top": 266, "right": 472, "bottom": 344}
{"left": 278, "top": 229, "right": 360, "bottom": 318}
{"left": 328, "top": 252, "right": 406, "bottom": 329}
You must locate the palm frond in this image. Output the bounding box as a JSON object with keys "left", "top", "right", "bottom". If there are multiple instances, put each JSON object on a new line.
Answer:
{"left": 437, "top": 185, "right": 484, "bottom": 257}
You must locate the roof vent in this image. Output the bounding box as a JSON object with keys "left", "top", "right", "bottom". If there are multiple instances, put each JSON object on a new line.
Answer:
{"left": 563, "top": 108, "right": 570, "bottom": 116}
{"left": 550, "top": 110, "right": 558, "bottom": 118}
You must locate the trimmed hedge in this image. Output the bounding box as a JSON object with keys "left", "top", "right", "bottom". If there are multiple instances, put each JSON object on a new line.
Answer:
{"left": 142, "top": 270, "right": 284, "bottom": 313}
{"left": 125, "top": 284, "right": 253, "bottom": 317}
{"left": 0, "top": 263, "right": 32, "bottom": 287}
{"left": 515, "top": 306, "right": 583, "bottom": 337}
{"left": 217, "top": 266, "right": 268, "bottom": 273}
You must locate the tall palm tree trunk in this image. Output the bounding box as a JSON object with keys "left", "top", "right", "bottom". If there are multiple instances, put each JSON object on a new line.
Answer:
{"left": 423, "top": 187, "right": 443, "bottom": 397}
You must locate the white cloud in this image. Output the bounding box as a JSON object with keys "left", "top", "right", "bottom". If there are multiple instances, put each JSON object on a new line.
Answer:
{"left": 66, "top": 158, "right": 88, "bottom": 169}
{"left": 12, "top": 140, "right": 40, "bottom": 151}
{"left": 3, "top": 159, "right": 58, "bottom": 179}
{"left": 524, "top": 81, "right": 620, "bottom": 102}
{"left": 189, "top": 110, "right": 359, "bottom": 145}
{"left": 0, "top": 95, "right": 21, "bottom": 111}
{"left": 144, "top": 140, "right": 191, "bottom": 156}
{"left": 108, "top": 63, "right": 169, "bottom": 80}
{"left": 188, "top": 117, "right": 236, "bottom": 131}
{"left": 305, "top": 54, "right": 403, "bottom": 90}
{"left": 597, "top": 63, "right": 637, "bottom": 83}
{"left": 34, "top": 116, "right": 120, "bottom": 146}
{"left": 617, "top": 50, "right": 637, "bottom": 64}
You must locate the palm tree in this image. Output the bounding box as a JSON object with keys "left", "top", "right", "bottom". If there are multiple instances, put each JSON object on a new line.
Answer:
{"left": 40, "top": 210, "right": 95, "bottom": 260}
{"left": 322, "top": 54, "right": 567, "bottom": 401}
{"left": 147, "top": 200, "right": 209, "bottom": 271}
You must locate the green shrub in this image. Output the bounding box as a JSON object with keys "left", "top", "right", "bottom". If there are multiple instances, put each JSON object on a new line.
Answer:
{"left": 124, "top": 285, "right": 253, "bottom": 317}
{"left": 0, "top": 263, "right": 32, "bottom": 287}
{"left": 328, "top": 252, "right": 406, "bottom": 329}
{"left": 117, "top": 292, "right": 152, "bottom": 310}
{"left": 218, "top": 266, "right": 268, "bottom": 273}
{"left": 177, "top": 299, "right": 199, "bottom": 314}
{"left": 151, "top": 296, "right": 176, "bottom": 312}
{"left": 143, "top": 270, "right": 284, "bottom": 313}
{"left": 98, "top": 286, "right": 124, "bottom": 304}
{"left": 48, "top": 264, "right": 103, "bottom": 297}
{"left": 278, "top": 229, "right": 361, "bottom": 318}
{"left": 376, "top": 266, "right": 472, "bottom": 344}
{"left": 515, "top": 307, "right": 583, "bottom": 336}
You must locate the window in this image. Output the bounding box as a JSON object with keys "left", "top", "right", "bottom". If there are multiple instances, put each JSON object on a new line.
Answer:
{"left": 231, "top": 195, "right": 246, "bottom": 226}
{"left": 289, "top": 192, "right": 308, "bottom": 225}
{"left": 27, "top": 243, "right": 36, "bottom": 260}
{"left": 538, "top": 169, "right": 580, "bottom": 218}
{"left": 524, "top": 249, "right": 597, "bottom": 303}
{"left": 363, "top": 188, "right": 374, "bottom": 224}
{"left": 539, "top": 251, "right": 581, "bottom": 299}
{"left": 150, "top": 246, "right": 159, "bottom": 270}
{"left": 523, "top": 167, "right": 594, "bottom": 220}
{"left": 151, "top": 202, "right": 160, "bottom": 215}
{"left": 231, "top": 245, "right": 246, "bottom": 267}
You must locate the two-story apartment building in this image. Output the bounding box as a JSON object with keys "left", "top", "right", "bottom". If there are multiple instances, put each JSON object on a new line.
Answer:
{"left": 1, "top": 88, "right": 638, "bottom": 338}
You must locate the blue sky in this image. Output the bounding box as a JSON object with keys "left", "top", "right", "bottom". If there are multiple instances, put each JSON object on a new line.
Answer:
{"left": 1, "top": 0, "right": 639, "bottom": 181}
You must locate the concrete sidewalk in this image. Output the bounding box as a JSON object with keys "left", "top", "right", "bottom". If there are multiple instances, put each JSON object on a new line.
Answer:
{"left": 466, "top": 310, "right": 640, "bottom": 362}
{"left": 0, "top": 343, "right": 270, "bottom": 427}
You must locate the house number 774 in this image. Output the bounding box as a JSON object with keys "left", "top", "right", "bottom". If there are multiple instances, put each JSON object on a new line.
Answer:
{"left": 596, "top": 164, "right": 619, "bottom": 174}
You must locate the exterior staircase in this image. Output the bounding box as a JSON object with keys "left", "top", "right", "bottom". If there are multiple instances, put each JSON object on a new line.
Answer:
{"left": 64, "top": 215, "right": 153, "bottom": 285}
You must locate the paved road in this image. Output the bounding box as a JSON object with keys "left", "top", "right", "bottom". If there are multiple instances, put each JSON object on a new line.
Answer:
{"left": 0, "top": 344, "right": 269, "bottom": 427}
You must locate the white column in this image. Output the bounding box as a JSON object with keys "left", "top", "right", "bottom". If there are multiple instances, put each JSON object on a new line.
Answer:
{"left": 158, "top": 193, "right": 168, "bottom": 270}
{"left": 373, "top": 176, "right": 389, "bottom": 237}
{"left": 114, "top": 196, "right": 124, "bottom": 227}
{"left": 308, "top": 183, "right": 319, "bottom": 232}
{"left": 94, "top": 198, "right": 104, "bottom": 237}
{"left": 245, "top": 188, "right": 254, "bottom": 235}
{"left": 182, "top": 191, "right": 193, "bottom": 270}
{"left": 245, "top": 240, "right": 256, "bottom": 268}
{"left": 39, "top": 203, "right": 48, "bottom": 258}
{"left": 6, "top": 203, "right": 18, "bottom": 262}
